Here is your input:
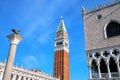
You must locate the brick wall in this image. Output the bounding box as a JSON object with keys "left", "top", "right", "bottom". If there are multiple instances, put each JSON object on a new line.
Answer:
{"left": 54, "top": 50, "right": 69, "bottom": 80}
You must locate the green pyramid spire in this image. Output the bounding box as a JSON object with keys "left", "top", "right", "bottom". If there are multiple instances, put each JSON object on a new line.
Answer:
{"left": 57, "top": 16, "right": 67, "bottom": 32}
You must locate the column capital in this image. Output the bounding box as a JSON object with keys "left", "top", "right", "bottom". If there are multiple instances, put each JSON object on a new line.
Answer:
{"left": 18, "top": 75, "right": 22, "bottom": 80}
{"left": 115, "top": 58, "right": 119, "bottom": 63}
{"left": 97, "top": 61, "right": 100, "bottom": 66}
{"left": 7, "top": 34, "right": 23, "bottom": 45}
{"left": 106, "top": 61, "right": 109, "bottom": 65}
{"left": 87, "top": 61, "right": 92, "bottom": 67}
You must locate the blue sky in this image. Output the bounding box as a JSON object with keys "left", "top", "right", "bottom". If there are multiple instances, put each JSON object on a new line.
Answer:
{"left": 0, "top": 0, "right": 114, "bottom": 80}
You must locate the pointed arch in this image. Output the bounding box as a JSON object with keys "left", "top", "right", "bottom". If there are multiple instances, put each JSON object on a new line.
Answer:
{"left": 16, "top": 75, "right": 19, "bottom": 80}
{"left": 91, "top": 60, "right": 98, "bottom": 73}
{"left": 10, "top": 74, "right": 13, "bottom": 80}
{"left": 104, "top": 20, "right": 120, "bottom": 38}
{"left": 91, "top": 59, "right": 99, "bottom": 78}
{"left": 21, "top": 76, "right": 23, "bottom": 80}
{"left": 109, "top": 57, "right": 118, "bottom": 72}
{"left": 100, "top": 58, "right": 107, "bottom": 73}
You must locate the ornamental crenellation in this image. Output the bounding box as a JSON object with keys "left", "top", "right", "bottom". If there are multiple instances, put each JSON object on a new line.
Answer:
{"left": 82, "top": 0, "right": 120, "bottom": 15}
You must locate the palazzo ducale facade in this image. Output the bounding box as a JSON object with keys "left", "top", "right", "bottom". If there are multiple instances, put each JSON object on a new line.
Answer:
{"left": 83, "top": 0, "right": 120, "bottom": 80}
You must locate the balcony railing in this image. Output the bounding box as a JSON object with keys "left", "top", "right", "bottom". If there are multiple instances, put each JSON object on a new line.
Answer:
{"left": 92, "top": 73, "right": 99, "bottom": 78}
{"left": 91, "top": 72, "right": 120, "bottom": 79}
{"left": 101, "top": 73, "right": 107, "bottom": 78}
{"left": 111, "top": 72, "right": 119, "bottom": 77}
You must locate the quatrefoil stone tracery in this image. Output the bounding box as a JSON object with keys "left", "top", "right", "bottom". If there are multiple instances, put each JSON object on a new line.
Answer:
{"left": 112, "top": 49, "right": 119, "bottom": 56}
{"left": 94, "top": 52, "right": 100, "bottom": 58}
{"left": 103, "top": 51, "right": 110, "bottom": 57}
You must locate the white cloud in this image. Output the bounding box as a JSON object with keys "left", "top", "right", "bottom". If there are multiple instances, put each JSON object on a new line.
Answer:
{"left": 22, "top": 53, "right": 48, "bottom": 69}
{"left": 37, "top": 29, "right": 53, "bottom": 44}
{"left": 21, "top": 0, "right": 79, "bottom": 45}
{"left": 23, "top": 55, "right": 38, "bottom": 69}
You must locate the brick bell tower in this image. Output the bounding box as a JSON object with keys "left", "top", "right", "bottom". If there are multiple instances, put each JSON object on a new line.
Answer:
{"left": 53, "top": 16, "right": 69, "bottom": 80}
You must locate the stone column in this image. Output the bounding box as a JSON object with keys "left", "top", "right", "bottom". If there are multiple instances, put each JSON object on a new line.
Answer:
{"left": 38, "top": 77, "right": 42, "bottom": 80}
{"left": 28, "top": 77, "right": 31, "bottom": 80}
{"left": 97, "top": 63, "right": 101, "bottom": 78}
{"left": 88, "top": 66, "right": 92, "bottom": 79}
{"left": 23, "top": 76, "right": 26, "bottom": 80}
{"left": 116, "top": 61, "right": 120, "bottom": 77}
{"left": 32, "top": 78, "right": 34, "bottom": 80}
{"left": 0, "top": 71, "right": 3, "bottom": 80}
{"left": 18, "top": 75, "right": 22, "bottom": 80}
{"left": 106, "top": 62, "right": 111, "bottom": 78}
{"left": 2, "top": 30, "right": 23, "bottom": 80}
{"left": 12, "top": 74, "right": 17, "bottom": 80}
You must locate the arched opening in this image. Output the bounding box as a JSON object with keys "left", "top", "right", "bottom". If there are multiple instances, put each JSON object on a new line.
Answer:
{"left": 109, "top": 57, "right": 118, "bottom": 77}
{"left": 21, "top": 76, "right": 23, "bottom": 80}
{"left": 91, "top": 60, "right": 98, "bottom": 78}
{"left": 100, "top": 58, "right": 108, "bottom": 78}
{"left": 106, "top": 21, "right": 120, "bottom": 38}
{"left": 10, "top": 74, "right": 13, "bottom": 80}
{"left": 100, "top": 59, "right": 107, "bottom": 73}
{"left": 109, "top": 57, "right": 118, "bottom": 72}
{"left": 16, "top": 75, "right": 19, "bottom": 80}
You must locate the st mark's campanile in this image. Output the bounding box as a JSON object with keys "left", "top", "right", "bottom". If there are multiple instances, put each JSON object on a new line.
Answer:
{"left": 53, "top": 16, "right": 70, "bottom": 80}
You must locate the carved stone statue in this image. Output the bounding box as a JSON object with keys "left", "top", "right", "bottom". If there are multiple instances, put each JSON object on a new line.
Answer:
{"left": 11, "top": 29, "right": 20, "bottom": 34}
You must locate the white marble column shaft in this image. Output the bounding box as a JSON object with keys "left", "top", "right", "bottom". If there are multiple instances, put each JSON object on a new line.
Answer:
{"left": 98, "top": 64, "right": 101, "bottom": 78}
{"left": 18, "top": 75, "right": 22, "bottom": 80}
{"left": 0, "top": 71, "right": 3, "bottom": 80}
{"left": 28, "top": 77, "right": 31, "bottom": 80}
{"left": 3, "top": 44, "right": 17, "bottom": 80}
{"left": 116, "top": 61, "right": 120, "bottom": 77}
{"left": 106, "top": 63, "right": 111, "bottom": 78}
{"left": 89, "top": 66, "right": 92, "bottom": 79}
{"left": 12, "top": 74, "right": 17, "bottom": 80}
{"left": 2, "top": 33, "right": 23, "bottom": 80}
{"left": 23, "top": 76, "right": 26, "bottom": 80}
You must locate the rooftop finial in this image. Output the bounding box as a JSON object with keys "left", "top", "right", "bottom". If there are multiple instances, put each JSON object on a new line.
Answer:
{"left": 57, "top": 16, "right": 67, "bottom": 33}
{"left": 61, "top": 16, "right": 63, "bottom": 20}
{"left": 99, "top": 4, "right": 103, "bottom": 9}
{"left": 114, "top": 0, "right": 119, "bottom": 3}
{"left": 92, "top": 7, "right": 95, "bottom": 11}
{"left": 106, "top": 3, "right": 109, "bottom": 6}
{"left": 82, "top": 6, "right": 86, "bottom": 14}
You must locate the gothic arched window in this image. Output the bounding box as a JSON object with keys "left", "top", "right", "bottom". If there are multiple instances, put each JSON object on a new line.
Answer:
{"left": 109, "top": 57, "right": 118, "bottom": 73}
{"left": 100, "top": 58, "right": 107, "bottom": 73}
{"left": 91, "top": 60, "right": 98, "bottom": 72}
{"left": 106, "top": 21, "right": 120, "bottom": 38}
{"left": 91, "top": 60, "right": 98, "bottom": 78}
